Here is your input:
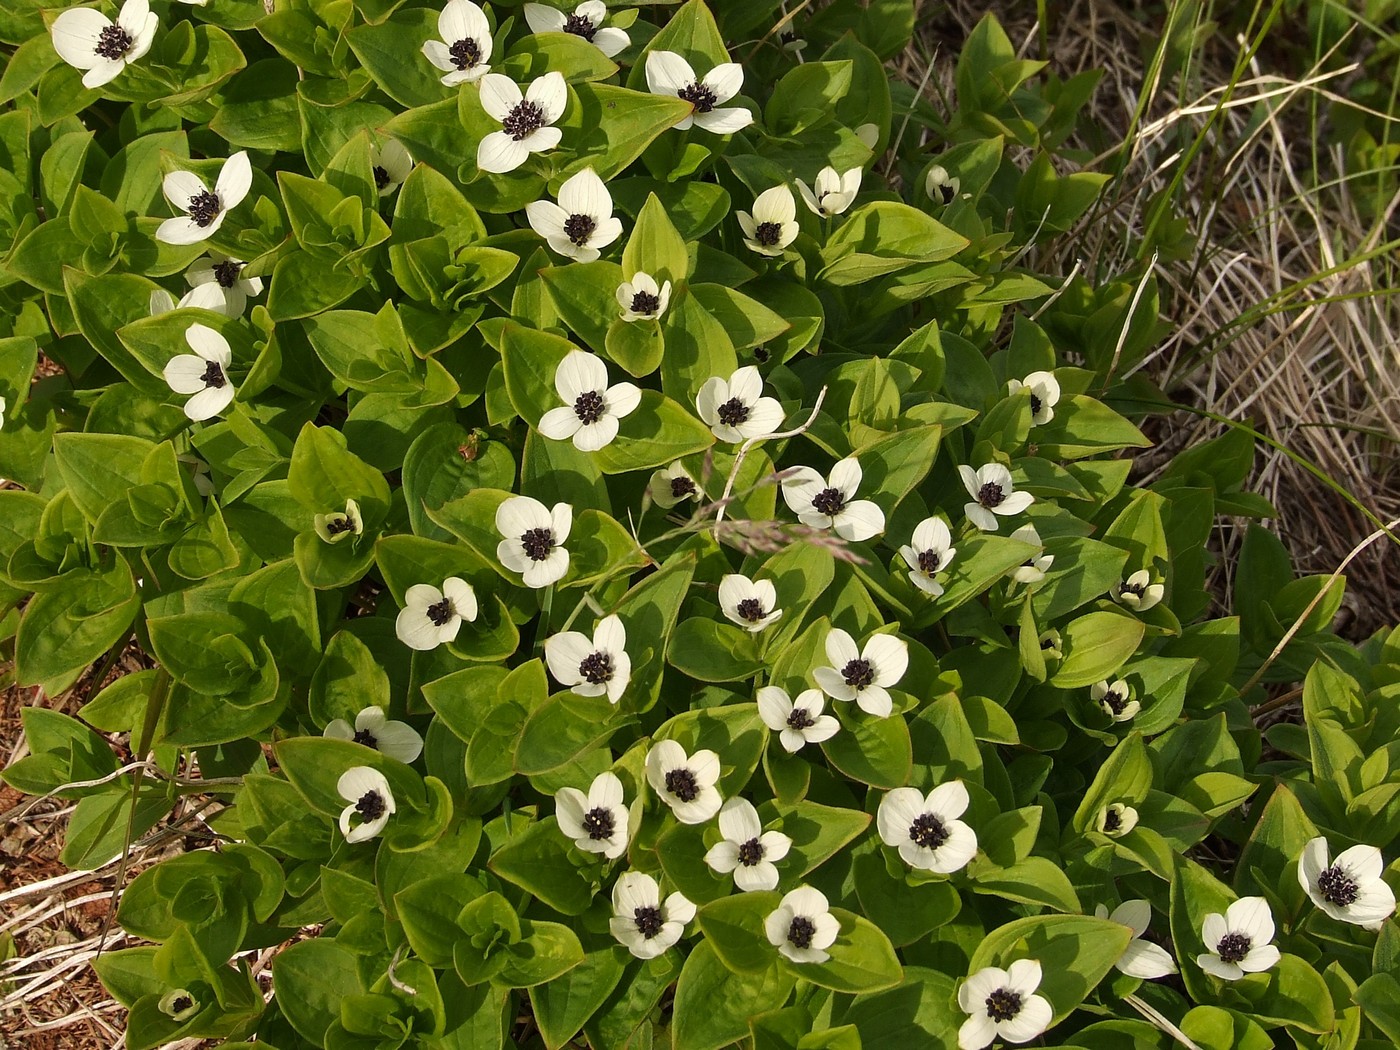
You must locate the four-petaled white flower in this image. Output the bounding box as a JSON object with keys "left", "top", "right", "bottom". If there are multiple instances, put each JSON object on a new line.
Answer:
{"left": 1037, "top": 629, "right": 1063, "bottom": 660}
{"left": 371, "top": 139, "right": 414, "bottom": 197}
{"left": 337, "top": 766, "right": 395, "bottom": 843}
{"left": 813, "top": 628, "right": 908, "bottom": 718}
{"left": 527, "top": 167, "right": 623, "bottom": 263}
{"left": 796, "top": 166, "right": 861, "bottom": 218}
{"left": 959, "top": 463, "right": 1034, "bottom": 532}
{"left": 324, "top": 705, "right": 424, "bottom": 764}
{"left": 1094, "top": 901, "right": 1178, "bottom": 979}
{"left": 157, "top": 988, "right": 199, "bottom": 1022}
{"left": 718, "top": 573, "right": 782, "bottom": 632}
{"left": 646, "top": 739, "right": 722, "bottom": 824}
{"left": 183, "top": 253, "right": 262, "bottom": 318}
{"left": 1113, "top": 570, "right": 1164, "bottom": 612}
{"left": 610, "top": 871, "right": 694, "bottom": 958}
{"left": 1298, "top": 837, "right": 1396, "bottom": 930}
{"left": 757, "top": 686, "right": 839, "bottom": 753}
{"left": 477, "top": 71, "right": 567, "bottom": 174}
{"left": 765, "top": 885, "right": 838, "bottom": 964}
{"left": 900, "top": 516, "right": 956, "bottom": 597}
{"left": 556, "top": 771, "right": 629, "bottom": 859}
{"left": 926, "top": 165, "right": 960, "bottom": 206}
{"left": 705, "top": 797, "right": 792, "bottom": 892}
{"left": 314, "top": 499, "right": 363, "bottom": 544}
{"left": 1008, "top": 371, "right": 1060, "bottom": 426}
{"left": 957, "top": 959, "right": 1053, "bottom": 1050}
{"left": 422, "top": 0, "right": 493, "bottom": 85}
{"left": 696, "top": 366, "right": 785, "bottom": 444}
{"left": 1094, "top": 802, "right": 1137, "bottom": 838}
{"left": 545, "top": 614, "right": 631, "bottom": 704}
{"left": 157, "top": 152, "right": 252, "bottom": 245}
{"left": 496, "top": 496, "right": 572, "bottom": 588}
{"left": 1092, "top": 679, "right": 1138, "bottom": 723}
{"left": 781, "top": 457, "right": 884, "bottom": 541}
{"left": 617, "top": 271, "right": 671, "bottom": 322}
{"left": 525, "top": 1, "right": 630, "bottom": 57}
{"left": 1007, "top": 524, "right": 1053, "bottom": 584}
{"left": 538, "top": 349, "right": 639, "bottom": 451}
{"left": 50, "top": 0, "right": 157, "bottom": 90}
{"left": 395, "top": 576, "right": 479, "bottom": 651}
{"left": 163, "top": 324, "right": 236, "bottom": 422}
{"left": 877, "top": 781, "right": 978, "bottom": 873}
{"left": 738, "top": 186, "right": 798, "bottom": 257}
{"left": 645, "top": 51, "right": 752, "bottom": 134}
{"left": 1197, "top": 896, "right": 1281, "bottom": 982}
{"left": 648, "top": 461, "right": 700, "bottom": 508}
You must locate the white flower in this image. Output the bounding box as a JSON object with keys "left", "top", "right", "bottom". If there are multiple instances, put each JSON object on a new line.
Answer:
{"left": 813, "top": 628, "right": 908, "bottom": 718}
{"left": 50, "top": 0, "right": 157, "bottom": 89}
{"left": 157, "top": 989, "right": 199, "bottom": 1022}
{"left": 495, "top": 496, "right": 571, "bottom": 588}
{"left": 648, "top": 461, "right": 700, "bottom": 509}
{"left": 877, "top": 782, "right": 978, "bottom": 873}
{"left": 337, "top": 766, "right": 395, "bottom": 843}
{"left": 313, "top": 499, "right": 364, "bottom": 544}
{"left": 163, "top": 324, "right": 236, "bottom": 422}
{"left": 718, "top": 574, "right": 782, "bottom": 632}
{"left": 1007, "top": 524, "right": 1053, "bottom": 584}
{"left": 526, "top": 168, "right": 623, "bottom": 263}
{"left": 157, "top": 152, "right": 252, "bottom": 245}
{"left": 764, "top": 885, "right": 838, "bottom": 964}
{"left": 1094, "top": 901, "right": 1178, "bottom": 979}
{"left": 537, "top": 349, "right": 639, "bottom": 451}
{"left": 1094, "top": 803, "right": 1137, "bottom": 838}
{"left": 556, "top": 771, "right": 629, "bottom": 859}
{"left": 926, "top": 165, "right": 960, "bottom": 206}
{"left": 780, "top": 457, "right": 884, "bottom": 541}
{"left": 796, "top": 166, "right": 861, "bottom": 218}
{"left": 644, "top": 50, "right": 752, "bottom": 134}
{"left": 1092, "top": 679, "right": 1139, "bottom": 723}
{"left": 1007, "top": 371, "right": 1060, "bottom": 426}
{"left": 646, "top": 739, "right": 722, "bottom": 824}
{"left": 1197, "top": 897, "right": 1281, "bottom": 981}
{"left": 177, "top": 454, "right": 213, "bottom": 497}
{"left": 738, "top": 186, "right": 798, "bottom": 256}
{"left": 1298, "top": 837, "right": 1397, "bottom": 930}
{"left": 183, "top": 253, "right": 263, "bottom": 318}
{"left": 1037, "top": 630, "right": 1062, "bottom": 660}
{"left": 617, "top": 271, "right": 671, "bottom": 322}
{"left": 544, "top": 614, "right": 631, "bottom": 704}
{"left": 525, "top": 0, "right": 629, "bottom": 57}
{"left": 477, "top": 71, "right": 566, "bottom": 174}
{"left": 610, "top": 871, "right": 694, "bottom": 958}
{"left": 1113, "top": 570, "right": 1164, "bottom": 612}
{"left": 324, "top": 705, "right": 424, "bottom": 764}
{"left": 395, "top": 577, "right": 479, "bottom": 651}
{"left": 421, "top": 0, "right": 493, "bottom": 85}
{"left": 371, "top": 138, "right": 414, "bottom": 197}
{"left": 958, "top": 463, "right": 1034, "bottom": 532}
{"left": 757, "top": 686, "right": 839, "bottom": 753}
{"left": 696, "top": 366, "right": 785, "bottom": 444}
{"left": 957, "top": 959, "right": 1053, "bottom": 1049}
{"left": 899, "top": 516, "right": 956, "bottom": 597}
{"left": 704, "top": 797, "right": 792, "bottom": 892}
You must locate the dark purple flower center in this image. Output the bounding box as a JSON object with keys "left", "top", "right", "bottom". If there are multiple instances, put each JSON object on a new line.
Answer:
{"left": 449, "top": 36, "right": 482, "bottom": 70}
{"left": 630, "top": 290, "right": 661, "bottom": 315}
{"left": 933, "top": 182, "right": 955, "bottom": 205}
{"left": 1101, "top": 688, "right": 1129, "bottom": 716}
{"left": 563, "top": 12, "right": 598, "bottom": 40}
{"left": 564, "top": 213, "right": 596, "bottom": 246}
{"left": 633, "top": 905, "right": 663, "bottom": 938}
{"left": 579, "top": 651, "right": 614, "bottom": 685}
{"left": 503, "top": 100, "right": 546, "bottom": 141}
{"left": 716, "top": 397, "right": 750, "bottom": 427}
{"left": 670, "top": 476, "right": 696, "bottom": 499}
{"left": 582, "top": 806, "right": 614, "bottom": 840}
{"left": 325, "top": 515, "right": 356, "bottom": 536}
{"left": 355, "top": 791, "right": 386, "bottom": 821}
{"left": 737, "top": 838, "right": 763, "bottom": 866}
{"left": 213, "top": 260, "right": 242, "bottom": 287}
{"left": 171, "top": 995, "right": 193, "bottom": 1013}
{"left": 811, "top": 487, "right": 845, "bottom": 516}
{"left": 1103, "top": 808, "right": 1122, "bottom": 832}
{"left": 573, "top": 389, "right": 606, "bottom": 424}
{"left": 665, "top": 768, "right": 699, "bottom": 802}
{"left": 677, "top": 82, "right": 717, "bottom": 113}
{"left": 786, "top": 707, "right": 814, "bottom": 730}
{"left": 1318, "top": 866, "right": 1360, "bottom": 906}
{"left": 755, "top": 221, "right": 783, "bottom": 246}
{"left": 1030, "top": 393, "right": 1042, "bottom": 415}
{"left": 373, "top": 165, "right": 391, "bottom": 190}
{"left": 1121, "top": 581, "right": 1145, "bottom": 598}
{"left": 1215, "top": 931, "right": 1252, "bottom": 963}
{"left": 187, "top": 190, "right": 221, "bottom": 228}
{"left": 841, "top": 658, "right": 874, "bottom": 689}
{"left": 520, "top": 527, "right": 554, "bottom": 561}
{"left": 917, "top": 549, "right": 942, "bottom": 574}
{"left": 787, "top": 915, "right": 815, "bottom": 948}
{"left": 200, "top": 361, "right": 226, "bottom": 389}
{"left": 427, "top": 598, "right": 455, "bottom": 626}
{"left": 736, "top": 598, "right": 766, "bottom": 622}
{"left": 976, "top": 482, "right": 1005, "bottom": 508}
{"left": 95, "top": 24, "right": 132, "bottom": 59}
{"left": 909, "top": 812, "right": 949, "bottom": 850}
{"left": 352, "top": 728, "right": 378, "bottom": 747}
{"left": 985, "top": 988, "right": 1022, "bottom": 1022}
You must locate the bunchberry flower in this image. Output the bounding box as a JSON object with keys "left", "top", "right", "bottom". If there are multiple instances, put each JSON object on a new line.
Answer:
{"left": 422, "top": 0, "right": 493, "bottom": 85}
{"left": 50, "top": 0, "right": 157, "bottom": 89}
{"left": 477, "top": 71, "right": 566, "bottom": 174}
{"left": 765, "top": 885, "right": 838, "bottom": 964}
{"left": 395, "top": 577, "right": 479, "bottom": 651}
{"left": 157, "top": 152, "right": 252, "bottom": 245}
{"left": 877, "top": 781, "right": 978, "bottom": 873}
{"left": 696, "top": 366, "right": 785, "bottom": 444}
{"left": 738, "top": 186, "right": 798, "bottom": 257}
{"left": 610, "top": 871, "right": 694, "bottom": 958}
{"left": 1298, "top": 837, "right": 1396, "bottom": 929}
{"left": 182, "top": 253, "right": 263, "bottom": 318}
{"left": 644, "top": 50, "right": 752, "bottom": 134}
{"left": 900, "top": 516, "right": 956, "bottom": 597}
{"left": 813, "top": 628, "right": 908, "bottom": 718}
{"left": 757, "top": 686, "right": 839, "bottom": 753}
{"left": 780, "top": 457, "right": 885, "bottom": 541}
{"left": 495, "top": 496, "right": 571, "bottom": 588}
{"left": 1008, "top": 524, "right": 1053, "bottom": 584}
{"left": 648, "top": 461, "right": 700, "bottom": 508}
{"left": 1092, "top": 679, "right": 1138, "bottom": 722}
{"left": 646, "top": 739, "right": 722, "bottom": 824}
{"left": 1197, "top": 897, "right": 1281, "bottom": 981}
{"left": 959, "top": 463, "right": 1034, "bottom": 532}
{"left": 718, "top": 573, "right": 782, "bottom": 633}
{"left": 324, "top": 705, "right": 424, "bottom": 764}
{"left": 371, "top": 139, "right": 414, "bottom": 197}
{"left": 1094, "top": 802, "right": 1137, "bottom": 838}
{"left": 1037, "top": 629, "right": 1062, "bottom": 660}
{"left": 556, "top": 771, "right": 629, "bottom": 859}
{"left": 525, "top": 1, "right": 630, "bottom": 57}
{"left": 336, "top": 766, "right": 395, "bottom": 843}
{"left": 537, "top": 349, "right": 639, "bottom": 451}
{"left": 163, "top": 324, "right": 236, "bottom": 422}
{"left": 544, "top": 614, "right": 631, "bottom": 704}
{"left": 158, "top": 989, "right": 199, "bottom": 1022}
{"left": 527, "top": 168, "right": 624, "bottom": 263}
{"left": 617, "top": 271, "right": 672, "bottom": 322}
{"left": 1113, "top": 570, "right": 1164, "bottom": 612}
{"left": 957, "top": 959, "right": 1052, "bottom": 1049}
{"left": 705, "top": 797, "right": 792, "bottom": 892}
{"left": 313, "top": 499, "right": 363, "bottom": 545}
{"left": 1094, "top": 901, "right": 1178, "bottom": 979}
{"left": 796, "top": 166, "right": 861, "bottom": 218}
{"left": 1007, "top": 371, "right": 1061, "bottom": 425}
{"left": 926, "top": 165, "right": 960, "bottom": 206}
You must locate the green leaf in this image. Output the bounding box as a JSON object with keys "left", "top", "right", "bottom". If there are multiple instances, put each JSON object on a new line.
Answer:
{"left": 529, "top": 948, "right": 627, "bottom": 1050}
{"left": 623, "top": 193, "right": 690, "bottom": 285}
{"left": 489, "top": 817, "right": 600, "bottom": 915}
{"left": 671, "top": 941, "right": 796, "bottom": 1050}
{"left": 272, "top": 939, "right": 365, "bottom": 1045}
{"left": 968, "top": 915, "right": 1132, "bottom": 1025}
{"left": 1050, "top": 610, "right": 1145, "bottom": 689}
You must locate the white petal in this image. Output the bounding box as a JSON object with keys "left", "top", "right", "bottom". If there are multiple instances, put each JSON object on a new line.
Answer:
{"left": 50, "top": 8, "right": 109, "bottom": 69}
{"left": 527, "top": 71, "right": 568, "bottom": 123}
{"left": 877, "top": 788, "right": 923, "bottom": 846}
{"left": 693, "top": 107, "right": 753, "bottom": 134}
{"left": 544, "top": 631, "right": 593, "bottom": 685}
{"left": 214, "top": 152, "right": 252, "bottom": 210}
{"left": 997, "top": 992, "right": 1051, "bottom": 1043}
{"left": 156, "top": 216, "right": 211, "bottom": 245}
{"left": 477, "top": 132, "right": 529, "bottom": 174}
{"left": 1004, "top": 958, "right": 1043, "bottom": 997}
{"left": 592, "top": 26, "right": 630, "bottom": 56}
{"left": 701, "top": 62, "right": 744, "bottom": 104}
{"left": 1117, "top": 940, "right": 1178, "bottom": 979}
{"left": 706, "top": 840, "right": 740, "bottom": 873}
{"left": 717, "top": 797, "right": 762, "bottom": 842}
{"left": 163, "top": 170, "right": 208, "bottom": 212}
{"left": 183, "top": 384, "right": 234, "bottom": 422}
{"left": 1197, "top": 953, "right": 1243, "bottom": 981}
{"left": 756, "top": 686, "right": 790, "bottom": 731}
{"left": 1226, "top": 897, "right": 1275, "bottom": 947}
{"left": 163, "top": 355, "right": 208, "bottom": 395}
{"left": 374, "top": 721, "right": 425, "bottom": 764}
{"left": 478, "top": 73, "right": 522, "bottom": 120}
{"left": 863, "top": 633, "right": 908, "bottom": 686}
{"left": 396, "top": 608, "right": 442, "bottom": 651}
{"left": 558, "top": 166, "right": 610, "bottom": 218}
{"left": 524, "top": 3, "right": 567, "bottom": 32}
{"left": 834, "top": 500, "right": 884, "bottom": 541}
{"left": 645, "top": 50, "right": 694, "bottom": 96}
{"left": 925, "top": 780, "right": 970, "bottom": 821}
